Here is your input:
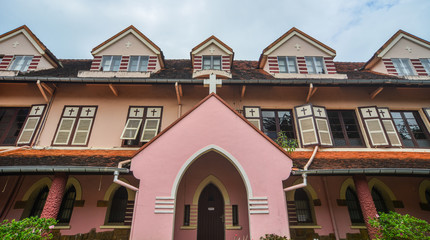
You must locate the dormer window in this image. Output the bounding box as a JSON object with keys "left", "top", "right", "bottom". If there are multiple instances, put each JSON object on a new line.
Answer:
{"left": 420, "top": 58, "right": 430, "bottom": 75}
{"left": 101, "top": 56, "right": 121, "bottom": 71}
{"left": 9, "top": 55, "right": 33, "bottom": 72}
{"left": 392, "top": 58, "right": 414, "bottom": 76}
{"left": 305, "top": 56, "right": 325, "bottom": 74}
{"left": 129, "top": 56, "right": 149, "bottom": 72}
{"left": 277, "top": 56, "right": 298, "bottom": 73}
{"left": 203, "top": 56, "right": 221, "bottom": 70}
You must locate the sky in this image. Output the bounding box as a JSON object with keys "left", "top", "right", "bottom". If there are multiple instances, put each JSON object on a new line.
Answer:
{"left": 1, "top": 0, "right": 429, "bottom": 62}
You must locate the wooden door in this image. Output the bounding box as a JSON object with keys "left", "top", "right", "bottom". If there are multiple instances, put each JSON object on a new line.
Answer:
{"left": 197, "top": 183, "right": 224, "bottom": 240}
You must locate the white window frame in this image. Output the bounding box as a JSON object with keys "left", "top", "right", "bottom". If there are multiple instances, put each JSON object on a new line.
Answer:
{"left": 420, "top": 58, "right": 430, "bottom": 75}
{"left": 305, "top": 56, "right": 325, "bottom": 74}
{"left": 391, "top": 58, "right": 415, "bottom": 76}
{"left": 202, "top": 56, "right": 221, "bottom": 70}
{"left": 101, "top": 56, "right": 121, "bottom": 71}
{"left": 9, "top": 55, "right": 33, "bottom": 71}
{"left": 277, "top": 56, "right": 298, "bottom": 73}
{"left": 128, "top": 56, "right": 149, "bottom": 72}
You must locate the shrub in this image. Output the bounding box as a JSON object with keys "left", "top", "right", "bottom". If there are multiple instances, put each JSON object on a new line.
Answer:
{"left": 275, "top": 131, "right": 298, "bottom": 154}
{"left": 0, "top": 217, "right": 57, "bottom": 240}
{"left": 260, "top": 233, "right": 289, "bottom": 240}
{"left": 369, "top": 211, "right": 430, "bottom": 240}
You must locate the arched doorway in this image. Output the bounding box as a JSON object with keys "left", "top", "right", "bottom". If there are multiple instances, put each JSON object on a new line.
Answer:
{"left": 197, "top": 184, "right": 225, "bottom": 240}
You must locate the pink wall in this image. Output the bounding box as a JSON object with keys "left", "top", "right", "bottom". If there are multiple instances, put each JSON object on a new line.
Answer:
{"left": 131, "top": 95, "right": 293, "bottom": 240}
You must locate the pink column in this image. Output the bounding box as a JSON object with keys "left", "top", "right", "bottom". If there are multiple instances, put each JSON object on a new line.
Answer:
{"left": 353, "top": 175, "right": 378, "bottom": 239}
{"left": 41, "top": 173, "right": 68, "bottom": 219}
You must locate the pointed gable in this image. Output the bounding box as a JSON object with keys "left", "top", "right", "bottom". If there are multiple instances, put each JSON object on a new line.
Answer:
{"left": 258, "top": 28, "right": 342, "bottom": 79}
{"left": 79, "top": 25, "right": 164, "bottom": 78}
{"left": 0, "top": 25, "right": 60, "bottom": 75}
{"left": 363, "top": 30, "right": 430, "bottom": 78}
{"left": 191, "top": 36, "right": 234, "bottom": 79}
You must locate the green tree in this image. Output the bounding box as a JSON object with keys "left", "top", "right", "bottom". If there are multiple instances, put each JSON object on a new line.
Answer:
{"left": 0, "top": 217, "right": 57, "bottom": 240}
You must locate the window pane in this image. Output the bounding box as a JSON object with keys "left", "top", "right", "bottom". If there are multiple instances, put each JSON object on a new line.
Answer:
{"left": 305, "top": 57, "right": 315, "bottom": 74}
{"left": 57, "top": 186, "right": 76, "bottom": 223}
{"left": 392, "top": 58, "right": 414, "bottom": 76}
{"left": 371, "top": 188, "right": 388, "bottom": 213}
{"left": 30, "top": 186, "right": 49, "bottom": 217}
{"left": 392, "top": 111, "right": 430, "bottom": 147}
{"left": 129, "top": 56, "right": 139, "bottom": 71}
{"left": 314, "top": 57, "right": 325, "bottom": 73}
{"left": 287, "top": 57, "right": 298, "bottom": 73}
{"left": 203, "top": 56, "right": 211, "bottom": 70}
{"left": 138, "top": 56, "right": 149, "bottom": 71}
{"left": 111, "top": 56, "right": 121, "bottom": 71}
{"left": 109, "top": 187, "right": 128, "bottom": 223}
{"left": 420, "top": 58, "right": 430, "bottom": 75}
{"left": 213, "top": 56, "right": 221, "bottom": 70}
{"left": 278, "top": 57, "right": 287, "bottom": 73}
{"left": 0, "top": 108, "right": 30, "bottom": 145}
{"left": 10, "top": 56, "right": 33, "bottom": 71}
{"left": 328, "top": 110, "right": 363, "bottom": 147}
{"left": 294, "top": 189, "right": 312, "bottom": 223}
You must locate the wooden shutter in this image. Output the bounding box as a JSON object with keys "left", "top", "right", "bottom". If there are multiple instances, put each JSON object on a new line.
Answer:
{"left": 297, "top": 56, "right": 308, "bottom": 74}
{"left": 313, "top": 106, "right": 333, "bottom": 147}
{"left": 358, "top": 106, "right": 390, "bottom": 147}
{"left": 324, "top": 57, "right": 337, "bottom": 74}
{"left": 90, "top": 56, "right": 102, "bottom": 71}
{"left": 193, "top": 56, "right": 202, "bottom": 71}
{"left": 378, "top": 107, "right": 402, "bottom": 147}
{"left": 382, "top": 59, "right": 398, "bottom": 75}
{"left": 147, "top": 56, "right": 157, "bottom": 71}
{"left": 141, "top": 119, "right": 160, "bottom": 142}
{"left": 267, "top": 56, "right": 279, "bottom": 74}
{"left": 423, "top": 108, "right": 430, "bottom": 122}
{"left": 120, "top": 119, "right": 143, "bottom": 139}
{"left": 294, "top": 104, "right": 319, "bottom": 147}
{"left": 27, "top": 56, "right": 41, "bottom": 71}
{"left": 0, "top": 55, "right": 14, "bottom": 70}
{"left": 119, "top": 56, "right": 129, "bottom": 71}
{"left": 17, "top": 104, "right": 46, "bottom": 145}
{"left": 72, "top": 118, "right": 93, "bottom": 145}
{"left": 54, "top": 118, "right": 76, "bottom": 145}
{"left": 243, "top": 106, "right": 262, "bottom": 130}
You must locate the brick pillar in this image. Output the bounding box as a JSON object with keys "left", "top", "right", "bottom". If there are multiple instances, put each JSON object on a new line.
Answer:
{"left": 353, "top": 175, "right": 378, "bottom": 239}
{"left": 41, "top": 173, "right": 68, "bottom": 219}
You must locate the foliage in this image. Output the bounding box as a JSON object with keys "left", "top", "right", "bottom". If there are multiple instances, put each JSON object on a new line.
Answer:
{"left": 275, "top": 131, "right": 298, "bottom": 154}
{"left": 0, "top": 217, "right": 57, "bottom": 240}
{"left": 260, "top": 233, "right": 289, "bottom": 240}
{"left": 369, "top": 212, "right": 430, "bottom": 240}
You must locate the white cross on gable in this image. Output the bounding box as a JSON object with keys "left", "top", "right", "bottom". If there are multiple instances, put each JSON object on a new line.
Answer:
{"left": 12, "top": 41, "right": 19, "bottom": 48}
{"left": 209, "top": 47, "right": 216, "bottom": 54}
{"left": 203, "top": 73, "right": 222, "bottom": 94}
{"left": 294, "top": 43, "right": 301, "bottom": 51}
{"left": 125, "top": 41, "right": 132, "bottom": 48}
{"left": 405, "top": 46, "right": 412, "bottom": 53}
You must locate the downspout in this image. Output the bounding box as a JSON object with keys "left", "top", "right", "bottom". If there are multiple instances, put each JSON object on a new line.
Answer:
{"left": 113, "top": 159, "right": 139, "bottom": 192}
{"left": 0, "top": 146, "right": 30, "bottom": 154}
{"left": 284, "top": 145, "right": 319, "bottom": 192}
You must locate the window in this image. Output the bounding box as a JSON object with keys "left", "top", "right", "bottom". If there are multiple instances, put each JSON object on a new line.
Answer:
{"left": 129, "top": 56, "right": 149, "bottom": 72}
{"left": 57, "top": 186, "right": 76, "bottom": 224}
{"left": 232, "top": 205, "right": 239, "bottom": 226}
{"left": 261, "top": 110, "right": 295, "bottom": 140}
{"left": 391, "top": 111, "right": 430, "bottom": 148}
{"left": 327, "top": 111, "right": 364, "bottom": 147}
{"left": 294, "top": 189, "right": 313, "bottom": 223}
{"left": 120, "top": 106, "right": 162, "bottom": 147}
{"left": 371, "top": 188, "right": 388, "bottom": 213}
{"left": 294, "top": 104, "right": 333, "bottom": 147}
{"left": 305, "top": 56, "right": 325, "bottom": 74}
{"left": 0, "top": 107, "right": 30, "bottom": 145}
{"left": 426, "top": 189, "right": 430, "bottom": 207}
{"left": 346, "top": 187, "right": 364, "bottom": 224}
{"left": 52, "top": 106, "right": 97, "bottom": 146}
{"left": 203, "top": 56, "right": 221, "bottom": 70}
{"left": 101, "top": 56, "right": 121, "bottom": 71}
{"left": 183, "top": 205, "right": 190, "bottom": 226}
{"left": 9, "top": 56, "right": 33, "bottom": 71}
{"left": 277, "top": 56, "right": 297, "bottom": 73}
{"left": 392, "top": 58, "right": 414, "bottom": 76}
{"left": 420, "top": 58, "right": 430, "bottom": 75}
{"left": 29, "top": 186, "right": 49, "bottom": 217}
{"left": 108, "top": 187, "right": 128, "bottom": 223}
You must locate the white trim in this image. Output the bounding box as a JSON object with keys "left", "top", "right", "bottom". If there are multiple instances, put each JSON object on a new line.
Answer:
{"left": 192, "top": 39, "right": 233, "bottom": 55}
{"left": 155, "top": 196, "right": 174, "bottom": 200}
{"left": 170, "top": 144, "right": 253, "bottom": 199}
{"left": 248, "top": 201, "right": 268, "bottom": 205}
{"left": 155, "top": 205, "right": 174, "bottom": 209}
{"left": 155, "top": 200, "right": 175, "bottom": 205}
{"left": 154, "top": 209, "right": 174, "bottom": 214}
{"left": 265, "top": 31, "right": 335, "bottom": 56}
{"left": 249, "top": 210, "right": 269, "bottom": 214}
{"left": 100, "top": 225, "right": 131, "bottom": 229}
{"left": 92, "top": 29, "right": 160, "bottom": 55}
{"left": 249, "top": 206, "right": 269, "bottom": 210}
{"left": 378, "top": 33, "right": 430, "bottom": 58}
{"left": 0, "top": 29, "right": 45, "bottom": 55}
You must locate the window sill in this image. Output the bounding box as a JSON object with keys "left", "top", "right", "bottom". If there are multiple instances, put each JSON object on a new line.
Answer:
{"left": 180, "top": 226, "right": 197, "bottom": 230}
{"left": 78, "top": 70, "right": 151, "bottom": 78}
{"left": 192, "top": 69, "right": 232, "bottom": 79}
{"left": 53, "top": 225, "right": 70, "bottom": 230}
{"left": 100, "top": 225, "right": 131, "bottom": 229}
{"left": 290, "top": 225, "right": 322, "bottom": 229}
{"left": 226, "top": 226, "right": 242, "bottom": 230}
{"left": 350, "top": 225, "right": 366, "bottom": 229}
{"left": 0, "top": 71, "right": 19, "bottom": 77}
{"left": 272, "top": 73, "right": 347, "bottom": 79}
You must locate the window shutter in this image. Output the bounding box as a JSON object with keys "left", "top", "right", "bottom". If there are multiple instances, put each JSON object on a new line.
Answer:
{"left": 194, "top": 56, "right": 202, "bottom": 71}
{"left": 147, "top": 56, "right": 157, "bottom": 71}
{"left": 222, "top": 56, "right": 230, "bottom": 71}
{"left": 0, "top": 55, "right": 14, "bottom": 70}
{"left": 27, "top": 56, "right": 41, "bottom": 71}
{"left": 324, "top": 57, "right": 336, "bottom": 74}
{"left": 267, "top": 56, "right": 279, "bottom": 74}
{"left": 140, "top": 119, "right": 160, "bottom": 142}
{"left": 294, "top": 104, "right": 319, "bottom": 147}
{"left": 313, "top": 106, "right": 333, "bottom": 147}
{"left": 382, "top": 59, "right": 398, "bottom": 75}
{"left": 119, "top": 56, "right": 129, "bottom": 71}
{"left": 90, "top": 56, "right": 102, "bottom": 71}
{"left": 54, "top": 118, "right": 76, "bottom": 145}
{"left": 378, "top": 107, "right": 402, "bottom": 147}
{"left": 296, "top": 57, "right": 308, "bottom": 74}
{"left": 17, "top": 104, "right": 46, "bottom": 145}
{"left": 243, "top": 106, "right": 262, "bottom": 130}
{"left": 120, "top": 119, "right": 143, "bottom": 140}
{"left": 358, "top": 106, "right": 390, "bottom": 147}
{"left": 423, "top": 108, "right": 430, "bottom": 122}
{"left": 72, "top": 118, "right": 93, "bottom": 145}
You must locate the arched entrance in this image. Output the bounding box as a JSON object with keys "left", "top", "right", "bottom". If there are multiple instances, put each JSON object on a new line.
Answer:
{"left": 197, "top": 184, "right": 225, "bottom": 240}
{"left": 173, "top": 150, "right": 250, "bottom": 240}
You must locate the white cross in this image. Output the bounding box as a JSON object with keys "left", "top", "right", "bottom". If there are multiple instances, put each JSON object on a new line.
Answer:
{"left": 203, "top": 73, "right": 222, "bottom": 94}
{"left": 209, "top": 47, "right": 215, "bottom": 54}
{"left": 125, "top": 41, "right": 132, "bottom": 48}
{"left": 12, "top": 41, "right": 19, "bottom": 48}
{"left": 294, "top": 43, "right": 301, "bottom": 51}
{"left": 405, "top": 46, "right": 412, "bottom": 53}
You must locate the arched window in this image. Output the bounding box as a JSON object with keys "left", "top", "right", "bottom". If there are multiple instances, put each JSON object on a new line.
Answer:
{"left": 345, "top": 187, "right": 364, "bottom": 223}
{"left": 372, "top": 188, "right": 388, "bottom": 213}
{"left": 29, "top": 186, "right": 49, "bottom": 217}
{"left": 425, "top": 189, "right": 430, "bottom": 207}
{"left": 294, "top": 188, "right": 313, "bottom": 223}
{"left": 57, "top": 186, "right": 76, "bottom": 224}
{"left": 108, "top": 186, "right": 128, "bottom": 223}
